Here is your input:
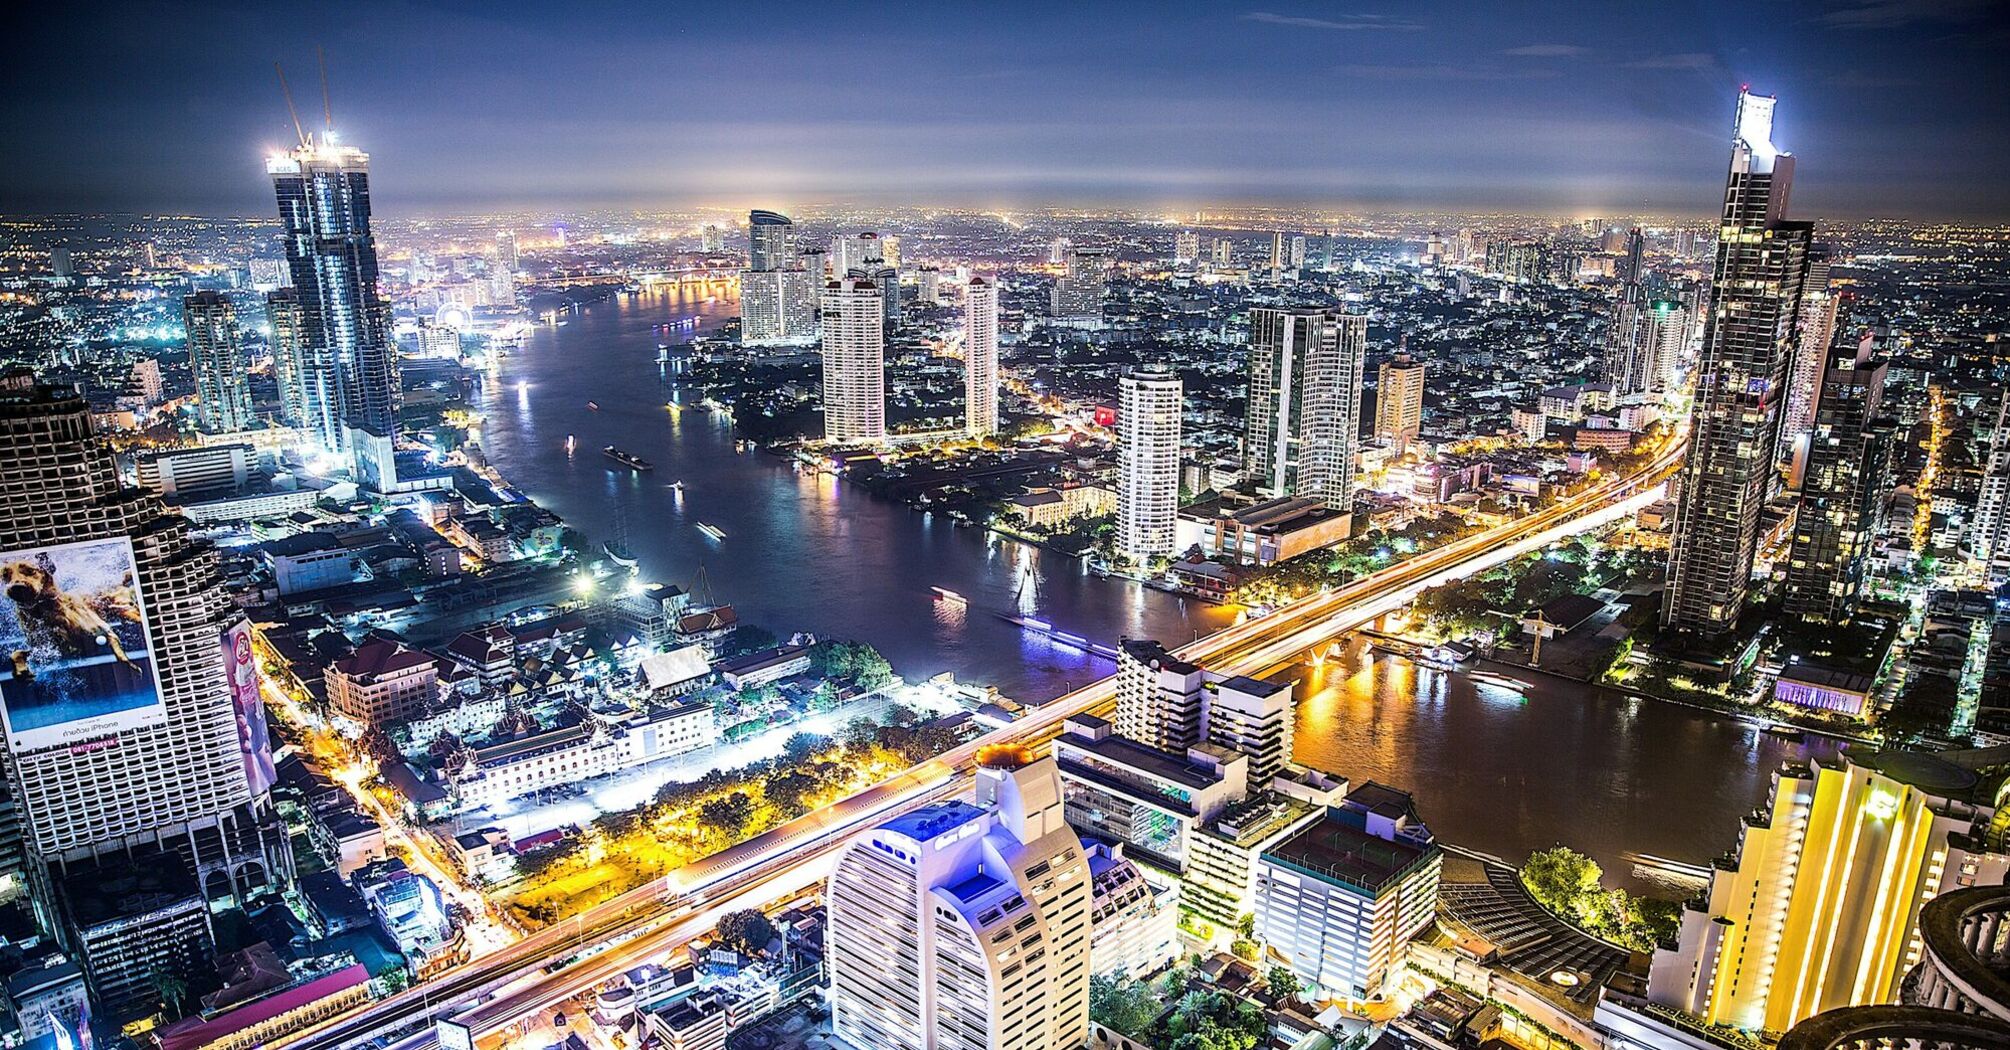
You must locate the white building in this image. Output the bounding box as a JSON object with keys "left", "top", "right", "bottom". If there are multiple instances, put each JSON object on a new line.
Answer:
{"left": 1114, "top": 639, "right": 1206, "bottom": 752}
{"left": 739, "top": 268, "right": 818, "bottom": 346}
{"left": 446, "top": 702, "right": 716, "bottom": 811}
{"left": 822, "top": 278, "right": 887, "bottom": 444}
{"left": 1203, "top": 675, "right": 1295, "bottom": 786}
{"left": 1086, "top": 841, "right": 1179, "bottom": 980}
{"left": 182, "top": 291, "right": 254, "bottom": 433}
{"left": 1971, "top": 395, "right": 2010, "bottom": 588}
{"left": 1374, "top": 354, "right": 1425, "bottom": 453}
{"left": 1116, "top": 365, "right": 1181, "bottom": 563}
{"left": 964, "top": 277, "right": 1000, "bottom": 439}
{"left": 1243, "top": 308, "right": 1365, "bottom": 510}
{"left": 1173, "top": 230, "right": 1200, "bottom": 266}
{"left": 826, "top": 755, "right": 1092, "bottom": 1050}
{"left": 1054, "top": 714, "right": 1247, "bottom": 875}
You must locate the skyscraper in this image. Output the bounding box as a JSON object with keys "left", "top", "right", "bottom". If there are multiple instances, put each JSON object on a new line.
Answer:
{"left": 1663, "top": 89, "right": 1816, "bottom": 639}
{"left": 1117, "top": 365, "right": 1182, "bottom": 563}
{"left": 1374, "top": 353, "right": 1426, "bottom": 453}
{"left": 826, "top": 754, "right": 1092, "bottom": 1050}
{"left": 1783, "top": 332, "right": 1892, "bottom": 625}
{"left": 832, "top": 231, "right": 885, "bottom": 280}
{"left": 964, "top": 277, "right": 999, "bottom": 439}
{"left": 1115, "top": 638, "right": 1207, "bottom": 752}
{"left": 180, "top": 292, "right": 253, "bottom": 434}
{"left": 1212, "top": 237, "right": 1233, "bottom": 267}
{"left": 1781, "top": 247, "right": 1840, "bottom": 472}
{"left": 268, "top": 138, "right": 398, "bottom": 486}
{"left": 0, "top": 367, "right": 288, "bottom": 911}
{"left": 1966, "top": 393, "right": 2010, "bottom": 589}
{"left": 1604, "top": 228, "right": 1658, "bottom": 397}
{"left": 265, "top": 288, "right": 307, "bottom": 428}
{"left": 1647, "top": 297, "right": 1692, "bottom": 395}
{"left": 1244, "top": 308, "right": 1365, "bottom": 511}
{"left": 1050, "top": 246, "right": 1109, "bottom": 324}
{"left": 821, "top": 278, "right": 886, "bottom": 444}
{"left": 700, "top": 223, "right": 725, "bottom": 253}
{"left": 845, "top": 264, "right": 901, "bottom": 334}
{"left": 1174, "top": 229, "right": 1200, "bottom": 266}
{"left": 747, "top": 209, "right": 795, "bottom": 271}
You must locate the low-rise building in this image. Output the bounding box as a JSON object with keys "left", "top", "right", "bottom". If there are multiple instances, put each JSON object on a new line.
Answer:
{"left": 1054, "top": 714, "right": 1247, "bottom": 876}
{"left": 716, "top": 643, "right": 813, "bottom": 690}
{"left": 1086, "top": 841, "right": 1180, "bottom": 980}
{"left": 325, "top": 639, "right": 440, "bottom": 729}
{"left": 1176, "top": 494, "right": 1352, "bottom": 566}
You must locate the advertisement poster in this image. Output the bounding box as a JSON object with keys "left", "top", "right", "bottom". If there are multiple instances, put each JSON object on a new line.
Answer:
{"left": 0, "top": 538, "right": 168, "bottom": 752}
{"left": 223, "top": 620, "right": 275, "bottom": 795}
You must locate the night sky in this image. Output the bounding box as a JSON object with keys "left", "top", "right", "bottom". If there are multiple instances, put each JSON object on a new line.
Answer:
{"left": 4, "top": 1, "right": 2006, "bottom": 219}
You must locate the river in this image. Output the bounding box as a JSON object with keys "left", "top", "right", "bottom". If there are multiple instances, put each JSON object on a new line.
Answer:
{"left": 474, "top": 286, "right": 1844, "bottom": 891}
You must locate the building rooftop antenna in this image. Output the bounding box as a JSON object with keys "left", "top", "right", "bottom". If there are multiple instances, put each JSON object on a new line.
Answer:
{"left": 274, "top": 62, "right": 309, "bottom": 149}
{"left": 316, "top": 46, "right": 334, "bottom": 135}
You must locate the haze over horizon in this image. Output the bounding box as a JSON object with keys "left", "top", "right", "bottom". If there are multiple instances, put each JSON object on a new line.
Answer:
{"left": 5, "top": 0, "right": 2008, "bottom": 221}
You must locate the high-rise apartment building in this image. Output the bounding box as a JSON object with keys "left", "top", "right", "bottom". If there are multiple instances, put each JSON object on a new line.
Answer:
{"left": 265, "top": 288, "right": 306, "bottom": 428}
{"left": 964, "top": 277, "right": 999, "bottom": 438}
{"left": 846, "top": 264, "right": 901, "bottom": 334}
{"left": 1605, "top": 230, "right": 1659, "bottom": 398}
{"left": 1647, "top": 297, "right": 1691, "bottom": 395}
{"left": 1289, "top": 234, "right": 1307, "bottom": 270}
{"left": 268, "top": 138, "right": 398, "bottom": 486}
{"left": 1664, "top": 89, "right": 1817, "bottom": 639}
{"left": 821, "top": 278, "right": 886, "bottom": 444}
{"left": 915, "top": 266, "right": 942, "bottom": 305}
{"left": 826, "top": 754, "right": 1091, "bottom": 1050}
{"left": 1116, "top": 365, "right": 1181, "bottom": 562}
{"left": 1374, "top": 353, "right": 1426, "bottom": 453}
{"left": 1173, "top": 229, "right": 1200, "bottom": 266}
{"left": 1970, "top": 396, "right": 2010, "bottom": 589}
{"left": 1645, "top": 751, "right": 2008, "bottom": 1036}
{"left": 741, "top": 209, "right": 817, "bottom": 346}
{"left": 1244, "top": 308, "right": 1365, "bottom": 511}
{"left": 1203, "top": 675, "right": 1295, "bottom": 786}
{"left": 747, "top": 209, "right": 795, "bottom": 271}
{"left": 1783, "top": 333, "right": 1892, "bottom": 625}
{"left": 1050, "top": 246, "right": 1110, "bottom": 325}
{"left": 180, "top": 292, "right": 254, "bottom": 433}
{"left": 0, "top": 370, "right": 289, "bottom": 1010}
{"left": 1782, "top": 247, "right": 1839, "bottom": 467}
{"left": 1212, "top": 238, "right": 1233, "bottom": 267}
{"left": 1114, "top": 639, "right": 1207, "bottom": 752}
{"left": 700, "top": 223, "right": 725, "bottom": 254}
{"left": 831, "top": 232, "right": 885, "bottom": 281}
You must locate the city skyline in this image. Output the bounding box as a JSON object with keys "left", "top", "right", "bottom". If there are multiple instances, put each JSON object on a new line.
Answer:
{"left": 5, "top": 2, "right": 2009, "bottom": 220}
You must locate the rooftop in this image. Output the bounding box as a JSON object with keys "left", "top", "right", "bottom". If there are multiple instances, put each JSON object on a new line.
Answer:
{"left": 1266, "top": 813, "right": 1435, "bottom": 896}
{"left": 882, "top": 800, "right": 987, "bottom": 845}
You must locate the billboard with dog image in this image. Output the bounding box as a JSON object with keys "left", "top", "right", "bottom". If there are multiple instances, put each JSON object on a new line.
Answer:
{"left": 0, "top": 537, "right": 168, "bottom": 752}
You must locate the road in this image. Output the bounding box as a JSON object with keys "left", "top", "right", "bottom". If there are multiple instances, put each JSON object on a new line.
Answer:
{"left": 274, "top": 440, "right": 1683, "bottom": 1050}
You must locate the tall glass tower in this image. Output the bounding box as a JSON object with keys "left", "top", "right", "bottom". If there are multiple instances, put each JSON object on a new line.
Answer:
{"left": 267, "top": 137, "right": 397, "bottom": 484}
{"left": 1663, "top": 90, "right": 1815, "bottom": 640}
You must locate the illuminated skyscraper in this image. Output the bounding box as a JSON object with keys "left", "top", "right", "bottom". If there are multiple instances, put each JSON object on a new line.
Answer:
{"left": 1604, "top": 228, "right": 1657, "bottom": 397}
{"left": 748, "top": 209, "right": 795, "bottom": 271}
{"left": 1050, "top": 246, "right": 1109, "bottom": 325}
{"left": 1212, "top": 237, "right": 1233, "bottom": 267}
{"left": 1782, "top": 247, "right": 1840, "bottom": 473}
{"left": 1645, "top": 751, "right": 2008, "bottom": 1037}
{"left": 1969, "top": 395, "right": 2010, "bottom": 589}
{"left": 1664, "top": 90, "right": 1816, "bottom": 639}
{"left": 700, "top": 223, "right": 725, "bottom": 253}
{"left": 1244, "top": 308, "right": 1365, "bottom": 510}
{"left": 268, "top": 138, "right": 398, "bottom": 485}
{"left": 1647, "top": 297, "right": 1691, "bottom": 395}
{"left": 265, "top": 288, "right": 307, "bottom": 428}
{"left": 1288, "top": 234, "right": 1307, "bottom": 270}
{"left": 1374, "top": 353, "right": 1426, "bottom": 453}
{"left": 180, "top": 292, "right": 253, "bottom": 433}
{"left": 741, "top": 210, "right": 816, "bottom": 346}
{"left": 821, "top": 278, "right": 885, "bottom": 444}
{"left": 1174, "top": 229, "right": 1200, "bottom": 265}
{"left": 826, "top": 755, "right": 1091, "bottom": 1050}
{"left": 1783, "top": 332, "right": 1892, "bottom": 625}
{"left": 1117, "top": 365, "right": 1181, "bottom": 562}
{"left": 964, "top": 277, "right": 999, "bottom": 438}
{"left": 832, "top": 231, "right": 885, "bottom": 279}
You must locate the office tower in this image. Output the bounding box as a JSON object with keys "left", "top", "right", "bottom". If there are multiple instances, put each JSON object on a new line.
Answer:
{"left": 1244, "top": 308, "right": 1366, "bottom": 510}
{"left": 1966, "top": 394, "right": 2010, "bottom": 588}
{"left": 1116, "top": 365, "right": 1181, "bottom": 562}
{"left": 700, "top": 223, "right": 725, "bottom": 253}
{"left": 826, "top": 754, "right": 1091, "bottom": 1050}
{"left": 1204, "top": 676, "right": 1294, "bottom": 786}
{"left": 268, "top": 138, "right": 399, "bottom": 486}
{"left": 265, "top": 288, "right": 307, "bottom": 428}
{"left": 1174, "top": 229, "right": 1200, "bottom": 265}
{"left": 964, "top": 277, "right": 999, "bottom": 438}
{"left": 1604, "top": 226, "right": 1658, "bottom": 397}
{"left": 1255, "top": 785, "right": 1440, "bottom": 1001}
{"left": 1055, "top": 715, "right": 1248, "bottom": 874}
{"left": 1288, "top": 234, "right": 1307, "bottom": 270}
{"left": 0, "top": 370, "right": 288, "bottom": 1000}
{"left": 1663, "top": 90, "right": 1816, "bottom": 640}
{"left": 1783, "top": 334, "right": 1891, "bottom": 625}
{"left": 821, "top": 278, "right": 885, "bottom": 444}
{"left": 1375, "top": 353, "right": 1426, "bottom": 453}
{"left": 1647, "top": 297, "right": 1691, "bottom": 395}
{"left": 1423, "top": 232, "right": 1446, "bottom": 265}
{"left": 1782, "top": 248, "right": 1840, "bottom": 465}
{"left": 1114, "top": 639, "right": 1207, "bottom": 751}
{"left": 1212, "top": 237, "right": 1233, "bottom": 267}
{"left": 415, "top": 317, "right": 460, "bottom": 360}
{"left": 1618, "top": 226, "right": 1645, "bottom": 283}
{"left": 832, "top": 231, "right": 885, "bottom": 278}
{"left": 915, "top": 265, "right": 942, "bottom": 305}
{"left": 1183, "top": 785, "right": 1337, "bottom": 941}
{"left": 747, "top": 209, "right": 795, "bottom": 271}
{"left": 496, "top": 229, "right": 519, "bottom": 271}
{"left": 1453, "top": 228, "right": 1477, "bottom": 265}
{"left": 1646, "top": 751, "right": 2008, "bottom": 1036}
{"left": 180, "top": 292, "right": 253, "bottom": 433}
{"left": 1050, "top": 246, "right": 1110, "bottom": 324}
{"left": 48, "top": 243, "right": 72, "bottom": 279}
{"left": 1048, "top": 236, "right": 1070, "bottom": 265}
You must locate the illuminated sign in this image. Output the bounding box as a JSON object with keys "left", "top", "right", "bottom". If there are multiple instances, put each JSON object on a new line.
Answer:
{"left": 0, "top": 538, "right": 169, "bottom": 752}
{"left": 1864, "top": 789, "right": 1900, "bottom": 820}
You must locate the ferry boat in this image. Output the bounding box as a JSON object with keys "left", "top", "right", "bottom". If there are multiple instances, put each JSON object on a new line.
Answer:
{"left": 670, "top": 480, "right": 686, "bottom": 492}
{"left": 602, "top": 541, "right": 639, "bottom": 569}
{"left": 565, "top": 434, "right": 576, "bottom": 454}
{"left": 696, "top": 522, "right": 727, "bottom": 541}
{"left": 1762, "top": 722, "right": 1805, "bottom": 741}
{"left": 1469, "top": 671, "right": 1531, "bottom": 693}
{"left": 602, "top": 446, "right": 654, "bottom": 471}
{"left": 586, "top": 401, "right": 601, "bottom": 411}
{"left": 931, "top": 586, "right": 967, "bottom": 604}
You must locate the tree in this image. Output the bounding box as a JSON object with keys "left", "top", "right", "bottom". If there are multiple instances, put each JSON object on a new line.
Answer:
{"left": 1087, "top": 974, "right": 1160, "bottom": 1039}
{"left": 1266, "top": 965, "right": 1301, "bottom": 1001}
{"left": 150, "top": 968, "right": 189, "bottom": 1020}
{"left": 715, "top": 908, "right": 779, "bottom": 956}
{"left": 1521, "top": 846, "right": 1603, "bottom": 921}
{"left": 697, "top": 791, "right": 757, "bottom": 837}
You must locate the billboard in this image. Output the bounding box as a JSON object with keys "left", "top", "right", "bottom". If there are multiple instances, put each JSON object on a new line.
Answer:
{"left": 0, "top": 538, "right": 168, "bottom": 751}
{"left": 223, "top": 620, "right": 275, "bottom": 795}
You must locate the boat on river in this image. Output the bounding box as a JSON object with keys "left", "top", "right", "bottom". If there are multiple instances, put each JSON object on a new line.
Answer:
{"left": 602, "top": 445, "right": 653, "bottom": 471}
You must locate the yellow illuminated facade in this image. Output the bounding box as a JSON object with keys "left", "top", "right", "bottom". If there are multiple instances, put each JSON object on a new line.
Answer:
{"left": 1647, "top": 752, "right": 2009, "bottom": 1035}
